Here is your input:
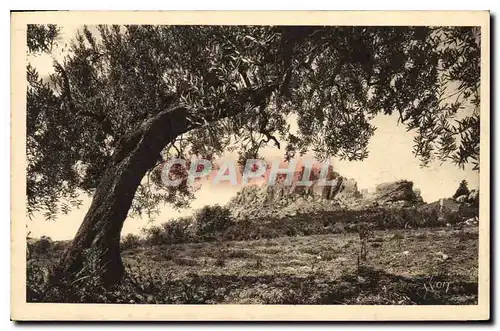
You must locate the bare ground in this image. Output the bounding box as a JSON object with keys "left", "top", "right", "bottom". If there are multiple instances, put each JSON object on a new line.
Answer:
{"left": 116, "top": 226, "right": 478, "bottom": 304}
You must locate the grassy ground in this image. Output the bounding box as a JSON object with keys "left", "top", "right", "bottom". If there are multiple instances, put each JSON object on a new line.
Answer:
{"left": 32, "top": 225, "right": 473, "bottom": 304}
{"left": 27, "top": 225, "right": 478, "bottom": 304}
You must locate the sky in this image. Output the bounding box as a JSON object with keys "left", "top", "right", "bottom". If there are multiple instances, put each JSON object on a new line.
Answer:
{"left": 26, "top": 25, "right": 479, "bottom": 240}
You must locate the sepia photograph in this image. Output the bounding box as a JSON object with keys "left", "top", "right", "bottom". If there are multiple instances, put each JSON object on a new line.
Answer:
{"left": 10, "top": 11, "right": 490, "bottom": 321}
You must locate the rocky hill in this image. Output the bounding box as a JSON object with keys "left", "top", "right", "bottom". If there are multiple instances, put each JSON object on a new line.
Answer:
{"left": 368, "top": 180, "right": 424, "bottom": 208}
{"left": 227, "top": 166, "right": 425, "bottom": 220}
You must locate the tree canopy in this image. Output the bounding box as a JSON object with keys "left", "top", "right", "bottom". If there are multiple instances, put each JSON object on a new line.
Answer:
{"left": 27, "top": 24, "right": 481, "bottom": 220}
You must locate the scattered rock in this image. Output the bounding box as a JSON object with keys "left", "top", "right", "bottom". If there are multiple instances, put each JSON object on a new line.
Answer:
{"left": 435, "top": 251, "right": 450, "bottom": 261}
{"left": 374, "top": 180, "right": 415, "bottom": 202}
{"left": 372, "top": 180, "right": 423, "bottom": 207}
{"left": 468, "top": 189, "right": 479, "bottom": 206}
{"left": 464, "top": 217, "right": 479, "bottom": 226}
{"left": 357, "top": 276, "right": 368, "bottom": 284}
{"left": 335, "top": 178, "right": 363, "bottom": 202}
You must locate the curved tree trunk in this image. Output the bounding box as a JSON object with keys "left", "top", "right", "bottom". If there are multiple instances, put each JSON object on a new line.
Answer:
{"left": 56, "top": 106, "right": 194, "bottom": 285}
{"left": 55, "top": 85, "right": 277, "bottom": 286}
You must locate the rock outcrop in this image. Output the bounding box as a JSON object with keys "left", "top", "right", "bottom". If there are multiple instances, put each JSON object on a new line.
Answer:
{"left": 336, "top": 178, "right": 363, "bottom": 201}
{"left": 260, "top": 165, "right": 362, "bottom": 204}
{"left": 367, "top": 180, "right": 424, "bottom": 207}
{"left": 227, "top": 165, "right": 363, "bottom": 219}
{"left": 228, "top": 173, "right": 428, "bottom": 220}
{"left": 228, "top": 184, "right": 342, "bottom": 220}
{"left": 453, "top": 189, "right": 479, "bottom": 207}
{"left": 468, "top": 189, "right": 479, "bottom": 206}
{"left": 372, "top": 180, "right": 420, "bottom": 204}
{"left": 455, "top": 195, "right": 468, "bottom": 203}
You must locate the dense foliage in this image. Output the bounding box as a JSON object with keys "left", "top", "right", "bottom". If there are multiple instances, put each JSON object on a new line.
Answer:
{"left": 27, "top": 25, "right": 481, "bottom": 220}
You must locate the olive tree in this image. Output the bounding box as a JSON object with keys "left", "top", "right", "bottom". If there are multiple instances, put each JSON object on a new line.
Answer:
{"left": 27, "top": 24, "right": 480, "bottom": 284}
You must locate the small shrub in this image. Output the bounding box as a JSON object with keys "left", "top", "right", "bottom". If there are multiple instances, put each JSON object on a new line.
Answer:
{"left": 195, "top": 205, "right": 234, "bottom": 241}
{"left": 212, "top": 249, "right": 227, "bottom": 267}
{"left": 142, "top": 225, "right": 165, "bottom": 245}
{"left": 162, "top": 216, "right": 195, "bottom": 244}
{"left": 222, "top": 218, "right": 252, "bottom": 241}
{"left": 28, "top": 248, "right": 112, "bottom": 303}
{"left": 457, "top": 229, "right": 479, "bottom": 242}
{"left": 261, "top": 229, "right": 280, "bottom": 239}
{"left": 121, "top": 233, "right": 142, "bottom": 251}
{"left": 419, "top": 209, "right": 440, "bottom": 227}
{"left": 285, "top": 225, "right": 298, "bottom": 237}
{"left": 26, "top": 259, "right": 52, "bottom": 301}
{"left": 141, "top": 216, "right": 197, "bottom": 246}
{"left": 320, "top": 251, "right": 337, "bottom": 261}
{"left": 30, "top": 236, "right": 53, "bottom": 256}
{"left": 173, "top": 257, "right": 198, "bottom": 266}
{"left": 255, "top": 256, "right": 264, "bottom": 269}
{"left": 214, "top": 257, "right": 226, "bottom": 267}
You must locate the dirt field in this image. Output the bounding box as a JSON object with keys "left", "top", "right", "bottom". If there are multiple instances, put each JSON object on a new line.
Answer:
{"left": 115, "top": 226, "right": 478, "bottom": 304}
{"left": 28, "top": 224, "right": 478, "bottom": 304}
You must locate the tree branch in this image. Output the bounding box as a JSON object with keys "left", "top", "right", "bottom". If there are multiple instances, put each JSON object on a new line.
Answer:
{"left": 53, "top": 60, "right": 115, "bottom": 136}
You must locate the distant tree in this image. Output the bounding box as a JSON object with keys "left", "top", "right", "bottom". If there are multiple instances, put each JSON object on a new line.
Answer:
{"left": 413, "top": 188, "right": 423, "bottom": 203}
{"left": 27, "top": 25, "right": 481, "bottom": 284}
{"left": 453, "top": 180, "right": 470, "bottom": 199}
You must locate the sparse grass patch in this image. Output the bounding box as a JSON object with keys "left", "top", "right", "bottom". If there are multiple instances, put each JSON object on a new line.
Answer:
{"left": 390, "top": 232, "right": 405, "bottom": 240}
{"left": 263, "top": 239, "right": 279, "bottom": 246}
{"left": 214, "top": 257, "right": 226, "bottom": 267}
{"left": 150, "top": 249, "right": 174, "bottom": 262}
{"left": 321, "top": 251, "right": 338, "bottom": 261}
{"left": 299, "top": 247, "right": 322, "bottom": 256}
{"left": 245, "top": 256, "right": 265, "bottom": 269}
{"left": 226, "top": 249, "right": 256, "bottom": 259}
{"left": 261, "top": 247, "right": 282, "bottom": 255}
{"left": 457, "top": 229, "right": 479, "bottom": 242}
{"left": 414, "top": 232, "right": 428, "bottom": 240}
{"left": 27, "top": 226, "right": 478, "bottom": 305}
{"left": 173, "top": 257, "right": 198, "bottom": 266}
